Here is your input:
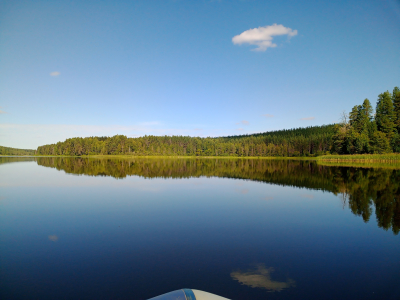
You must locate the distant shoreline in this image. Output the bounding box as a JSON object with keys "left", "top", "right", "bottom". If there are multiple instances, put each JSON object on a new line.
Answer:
{"left": 2, "top": 153, "right": 400, "bottom": 163}
{"left": 1, "top": 154, "right": 315, "bottom": 160}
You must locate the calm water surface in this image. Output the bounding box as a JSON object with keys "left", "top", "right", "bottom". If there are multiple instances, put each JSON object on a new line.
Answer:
{"left": 1, "top": 157, "right": 399, "bottom": 300}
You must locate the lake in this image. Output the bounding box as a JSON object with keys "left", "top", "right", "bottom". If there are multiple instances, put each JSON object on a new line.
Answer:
{"left": 1, "top": 157, "right": 399, "bottom": 300}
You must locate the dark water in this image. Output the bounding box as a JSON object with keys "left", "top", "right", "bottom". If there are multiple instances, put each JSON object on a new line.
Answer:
{"left": 1, "top": 157, "right": 399, "bottom": 300}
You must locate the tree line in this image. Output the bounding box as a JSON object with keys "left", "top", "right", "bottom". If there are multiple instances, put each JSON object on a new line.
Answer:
{"left": 332, "top": 86, "right": 400, "bottom": 154}
{"left": 36, "top": 125, "right": 335, "bottom": 157}
{"left": 33, "top": 85, "right": 399, "bottom": 157}
{"left": 0, "top": 146, "right": 35, "bottom": 156}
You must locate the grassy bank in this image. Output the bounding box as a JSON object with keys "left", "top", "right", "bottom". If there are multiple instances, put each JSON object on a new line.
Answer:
{"left": 317, "top": 153, "right": 400, "bottom": 162}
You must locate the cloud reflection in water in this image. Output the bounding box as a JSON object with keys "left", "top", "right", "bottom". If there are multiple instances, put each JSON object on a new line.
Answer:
{"left": 48, "top": 235, "right": 58, "bottom": 242}
{"left": 231, "top": 264, "right": 295, "bottom": 292}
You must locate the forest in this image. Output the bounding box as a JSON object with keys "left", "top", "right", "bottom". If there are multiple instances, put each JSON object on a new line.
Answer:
{"left": 0, "top": 146, "right": 35, "bottom": 156}
{"left": 35, "top": 125, "right": 335, "bottom": 157}
{"left": 13, "top": 86, "right": 400, "bottom": 157}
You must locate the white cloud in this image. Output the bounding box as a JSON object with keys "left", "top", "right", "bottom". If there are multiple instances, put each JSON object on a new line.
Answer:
{"left": 232, "top": 24, "right": 298, "bottom": 51}
{"left": 300, "top": 117, "right": 315, "bottom": 120}
{"left": 236, "top": 128, "right": 244, "bottom": 131}
{"left": 263, "top": 114, "right": 274, "bottom": 118}
{"left": 50, "top": 71, "right": 60, "bottom": 76}
{"left": 0, "top": 110, "right": 6, "bottom": 114}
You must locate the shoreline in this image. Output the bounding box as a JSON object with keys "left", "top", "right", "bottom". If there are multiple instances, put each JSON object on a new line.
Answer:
{"left": 0, "top": 154, "right": 317, "bottom": 160}
{"left": 2, "top": 153, "right": 400, "bottom": 162}
{"left": 317, "top": 154, "right": 400, "bottom": 162}
{"left": 3, "top": 155, "right": 400, "bottom": 169}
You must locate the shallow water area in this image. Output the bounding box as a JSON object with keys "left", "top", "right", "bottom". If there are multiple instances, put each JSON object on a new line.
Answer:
{"left": 1, "top": 157, "right": 399, "bottom": 300}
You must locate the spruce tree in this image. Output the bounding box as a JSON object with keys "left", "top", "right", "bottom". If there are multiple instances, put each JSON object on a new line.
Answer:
{"left": 349, "top": 105, "right": 360, "bottom": 130}
{"left": 370, "top": 131, "right": 391, "bottom": 153}
{"left": 360, "top": 99, "right": 373, "bottom": 127}
{"left": 393, "top": 86, "right": 400, "bottom": 133}
{"left": 375, "top": 91, "right": 395, "bottom": 141}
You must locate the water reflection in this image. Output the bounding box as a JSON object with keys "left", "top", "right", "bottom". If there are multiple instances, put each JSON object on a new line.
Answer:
{"left": 0, "top": 156, "right": 35, "bottom": 165}
{"left": 1, "top": 157, "right": 399, "bottom": 300}
{"left": 231, "top": 264, "right": 295, "bottom": 292}
{"left": 48, "top": 235, "right": 58, "bottom": 242}
{"left": 237, "top": 189, "right": 249, "bottom": 194}
{"left": 3, "top": 157, "right": 399, "bottom": 235}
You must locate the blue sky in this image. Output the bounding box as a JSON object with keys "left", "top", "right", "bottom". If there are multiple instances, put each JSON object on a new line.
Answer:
{"left": 1, "top": 0, "right": 400, "bottom": 149}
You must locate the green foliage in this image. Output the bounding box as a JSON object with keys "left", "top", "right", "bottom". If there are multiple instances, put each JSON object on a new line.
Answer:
{"left": 333, "top": 86, "right": 399, "bottom": 154}
{"left": 376, "top": 91, "right": 395, "bottom": 140}
{"left": 393, "top": 86, "right": 400, "bottom": 132}
{"left": 36, "top": 125, "right": 336, "bottom": 157}
{"left": 332, "top": 124, "right": 347, "bottom": 154}
{"left": 349, "top": 99, "right": 373, "bottom": 136}
{"left": 370, "top": 131, "right": 391, "bottom": 153}
{"left": 0, "top": 146, "right": 35, "bottom": 156}
{"left": 391, "top": 133, "right": 400, "bottom": 153}
{"left": 354, "top": 132, "right": 370, "bottom": 154}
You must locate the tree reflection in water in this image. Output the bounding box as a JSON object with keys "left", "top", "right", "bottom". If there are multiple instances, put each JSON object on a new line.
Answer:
{"left": 33, "top": 157, "right": 400, "bottom": 235}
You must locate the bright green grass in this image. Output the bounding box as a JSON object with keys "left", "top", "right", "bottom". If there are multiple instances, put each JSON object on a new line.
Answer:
{"left": 318, "top": 153, "right": 400, "bottom": 162}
